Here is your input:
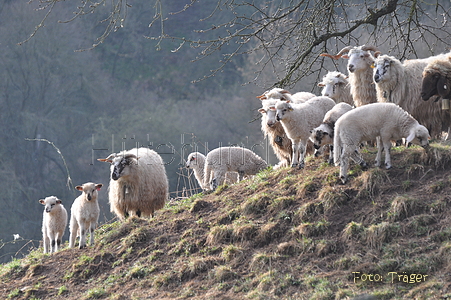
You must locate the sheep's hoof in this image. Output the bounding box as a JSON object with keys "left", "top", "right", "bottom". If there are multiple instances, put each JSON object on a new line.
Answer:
{"left": 374, "top": 161, "right": 381, "bottom": 168}
{"left": 298, "top": 163, "right": 305, "bottom": 169}
{"left": 79, "top": 244, "right": 86, "bottom": 249}
{"left": 340, "top": 175, "right": 348, "bottom": 184}
{"left": 360, "top": 161, "right": 368, "bottom": 170}
{"left": 328, "top": 158, "right": 334, "bottom": 165}
{"left": 291, "top": 163, "right": 298, "bottom": 168}
{"left": 385, "top": 163, "right": 392, "bottom": 170}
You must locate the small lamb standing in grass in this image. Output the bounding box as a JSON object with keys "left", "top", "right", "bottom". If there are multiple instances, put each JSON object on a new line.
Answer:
{"left": 186, "top": 152, "right": 240, "bottom": 190}
{"left": 334, "top": 103, "right": 430, "bottom": 183}
{"left": 69, "top": 182, "right": 103, "bottom": 249}
{"left": 39, "top": 196, "right": 68, "bottom": 253}
{"left": 204, "top": 147, "right": 268, "bottom": 190}
{"left": 309, "top": 102, "right": 353, "bottom": 164}
{"left": 275, "top": 96, "right": 336, "bottom": 168}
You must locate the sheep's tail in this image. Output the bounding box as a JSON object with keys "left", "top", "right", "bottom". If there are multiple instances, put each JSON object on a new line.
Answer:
{"left": 333, "top": 132, "right": 342, "bottom": 167}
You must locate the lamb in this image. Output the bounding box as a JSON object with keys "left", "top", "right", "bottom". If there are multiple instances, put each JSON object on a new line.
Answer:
{"left": 98, "top": 147, "right": 169, "bottom": 220}
{"left": 318, "top": 71, "right": 354, "bottom": 105}
{"left": 203, "top": 147, "right": 268, "bottom": 190}
{"left": 256, "top": 87, "right": 316, "bottom": 103}
{"left": 334, "top": 103, "right": 430, "bottom": 183}
{"left": 309, "top": 102, "right": 353, "bottom": 164}
{"left": 185, "top": 152, "right": 239, "bottom": 190}
{"left": 275, "top": 96, "right": 336, "bottom": 168}
{"left": 69, "top": 182, "right": 103, "bottom": 249}
{"left": 421, "top": 54, "right": 451, "bottom": 101}
{"left": 39, "top": 196, "right": 68, "bottom": 253}
{"left": 320, "top": 45, "right": 379, "bottom": 107}
{"left": 373, "top": 53, "right": 450, "bottom": 139}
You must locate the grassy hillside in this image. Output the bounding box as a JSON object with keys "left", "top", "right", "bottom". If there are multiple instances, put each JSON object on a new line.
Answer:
{"left": 1, "top": 142, "right": 451, "bottom": 299}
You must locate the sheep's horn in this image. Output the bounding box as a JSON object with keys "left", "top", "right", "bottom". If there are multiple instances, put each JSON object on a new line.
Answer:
{"left": 361, "top": 45, "right": 379, "bottom": 53}
{"left": 256, "top": 94, "right": 267, "bottom": 100}
{"left": 320, "top": 46, "right": 354, "bottom": 60}
{"left": 320, "top": 53, "right": 342, "bottom": 60}
{"left": 280, "top": 89, "right": 291, "bottom": 94}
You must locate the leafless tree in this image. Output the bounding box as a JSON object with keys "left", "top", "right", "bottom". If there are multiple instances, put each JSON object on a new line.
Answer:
{"left": 25, "top": 0, "right": 451, "bottom": 87}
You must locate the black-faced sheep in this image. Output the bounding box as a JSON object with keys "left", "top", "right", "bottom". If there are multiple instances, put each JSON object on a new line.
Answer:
{"left": 318, "top": 71, "right": 354, "bottom": 105}
{"left": 421, "top": 55, "right": 451, "bottom": 101}
{"left": 98, "top": 147, "right": 169, "bottom": 220}
{"left": 39, "top": 196, "right": 68, "bottom": 253}
{"left": 275, "top": 96, "right": 336, "bottom": 168}
{"left": 334, "top": 103, "right": 430, "bottom": 183}
{"left": 321, "top": 45, "right": 380, "bottom": 107}
{"left": 185, "top": 152, "right": 239, "bottom": 190}
{"left": 309, "top": 102, "right": 353, "bottom": 164}
{"left": 203, "top": 147, "right": 268, "bottom": 190}
{"left": 69, "top": 182, "right": 102, "bottom": 249}
{"left": 373, "top": 53, "right": 450, "bottom": 139}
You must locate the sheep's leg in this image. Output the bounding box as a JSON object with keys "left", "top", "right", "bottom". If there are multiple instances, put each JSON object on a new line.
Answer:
{"left": 89, "top": 222, "right": 96, "bottom": 246}
{"left": 48, "top": 231, "right": 56, "bottom": 253}
{"left": 291, "top": 140, "right": 300, "bottom": 167}
{"left": 339, "top": 146, "right": 352, "bottom": 184}
{"left": 43, "top": 233, "right": 50, "bottom": 254}
{"left": 238, "top": 170, "right": 245, "bottom": 181}
{"left": 349, "top": 147, "right": 367, "bottom": 169}
{"left": 55, "top": 232, "right": 62, "bottom": 252}
{"left": 79, "top": 224, "right": 87, "bottom": 249}
{"left": 383, "top": 140, "right": 392, "bottom": 169}
{"left": 69, "top": 216, "right": 78, "bottom": 248}
{"left": 375, "top": 136, "right": 382, "bottom": 167}
{"left": 298, "top": 141, "right": 307, "bottom": 169}
{"left": 328, "top": 145, "right": 334, "bottom": 165}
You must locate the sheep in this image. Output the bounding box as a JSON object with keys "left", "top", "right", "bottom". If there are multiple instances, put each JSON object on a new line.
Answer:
{"left": 334, "top": 103, "right": 430, "bottom": 183}
{"left": 98, "top": 147, "right": 169, "bottom": 220}
{"left": 185, "top": 152, "right": 240, "bottom": 190}
{"left": 256, "top": 87, "right": 316, "bottom": 103}
{"left": 203, "top": 147, "right": 268, "bottom": 190}
{"left": 421, "top": 54, "right": 451, "bottom": 101}
{"left": 320, "top": 45, "right": 379, "bottom": 107}
{"left": 309, "top": 102, "right": 353, "bottom": 164}
{"left": 373, "top": 53, "right": 450, "bottom": 139}
{"left": 274, "top": 96, "right": 336, "bottom": 168}
{"left": 69, "top": 182, "right": 103, "bottom": 249}
{"left": 39, "top": 196, "right": 68, "bottom": 253}
{"left": 318, "top": 71, "right": 354, "bottom": 105}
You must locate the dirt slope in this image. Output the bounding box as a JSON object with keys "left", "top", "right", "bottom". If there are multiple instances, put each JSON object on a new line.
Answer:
{"left": 2, "top": 143, "right": 451, "bottom": 299}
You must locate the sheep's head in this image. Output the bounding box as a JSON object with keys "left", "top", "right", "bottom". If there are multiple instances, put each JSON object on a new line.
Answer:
{"left": 421, "top": 58, "right": 451, "bottom": 101}
{"left": 75, "top": 182, "right": 102, "bottom": 201}
{"left": 372, "top": 55, "right": 400, "bottom": 84}
{"left": 98, "top": 152, "right": 140, "bottom": 180}
{"left": 256, "top": 88, "right": 291, "bottom": 101}
{"left": 258, "top": 99, "right": 279, "bottom": 127}
{"left": 318, "top": 71, "right": 349, "bottom": 100}
{"left": 39, "top": 196, "right": 62, "bottom": 213}
{"left": 406, "top": 125, "right": 430, "bottom": 148}
{"left": 186, "top": 152, "right": 204, "bottom": 169}
{"left": 275, "top": 101, "right": 293, "bottom": 121}
{"left": 320, "top": 45, "right": 379, "bottom": 73}
{"left": 309, "top": 125, "right": 332, "bottom": 150}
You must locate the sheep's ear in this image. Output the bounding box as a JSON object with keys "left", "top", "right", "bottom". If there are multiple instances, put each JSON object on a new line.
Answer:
{"left": 56, "top": 199, "right": 62, "bottom": 204}
{"left": 39, "top": 199, "right": 45, "bottom": 205}
{"left": 286, "top": 99, "right": 292, "bottom": 103}
{"left": 406, "top": 130, "right": 416, "bottom": 144}
{"left": 317, "top": 82, "right": 325, "bottom": 87}
{"left": 258, "top": 108, "right": 266, "bottom": 114}
{"left": 96, "top": 184, "right": 103, "bottom": 191}
{"left": 75, "top": 186, "right": 83, "bottom": 191}
{"left": 288, "top": 105, "right": 294, "bottom": 111}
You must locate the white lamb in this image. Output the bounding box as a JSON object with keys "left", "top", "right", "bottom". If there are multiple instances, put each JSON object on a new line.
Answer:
{"left": 373, "top": 53, "right": 450, "bottom": 139}
{"left": 69, "top": 182, "right": 103, "bottom": 249}
{"left": 185, "top": 152, "right": 239, "bottom": 190}
{"left": 309, "top": 102, "right": 353, "bottom": 164}
{"left": 203, "top": 147, "right": 268, "bottom": 190}
{"left": 334, "top": 103, "right": 430, "bottom": 183}
{"left": 39, "top": 196, "right": 68, "bottom": 253}
{"left": 318, "top": 71, "right": 354, "bottom": 105}
{"left": 274, "top": 96, "right": 336, "bottom": 168}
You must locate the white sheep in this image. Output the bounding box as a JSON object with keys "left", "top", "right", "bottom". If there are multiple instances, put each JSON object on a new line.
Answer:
{"left": 309, "top": 102, "right": 353, "bottom": 164}
{"left": 98, "top": 147, "right": 169, "bottom": 220}
{"left": 185, "top": 152, "right": 239, "bottom": 190}
{"left": 318, "top": 71, "right": 354, "bottom": 105}
{"left": 203, "top": 147, "right": 268, "bottom": 190}
{"left": 373, "top": 53, "right": 450, "bottom": 139}
{"left": 321, "top": 45, "right": 379, "bottom": 107}
{"left": 275, "top": 96, "right": 336, "bottom": 168}
{"left": 39, "top": 196, "right": 68, "bottom": 253}
{"left": 69, "top": 182, "right": 103, "bottom": 249}
{"left": 256, "top": 87, "right": 316, "bottom": 103}
{"left": 334, "top": 103, "right": 430, "bottom": 183}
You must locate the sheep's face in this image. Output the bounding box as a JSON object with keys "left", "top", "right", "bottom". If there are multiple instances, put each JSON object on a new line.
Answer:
{"left": 346, "top": 49, "right": 374, "bottom": 73}
{"left": 76, "top": 182, "right": 102, "bottom": 201}
{"left": 406, "top": 125, "right": 430, "bottom": 148}
{"left": 319, "top": 76, "right": 347, "bottom": 100}
{"left": 266, "top": 106, "right": 278, "bottom": 127}
{"left": 309, "top": 127, "right": 331, "bottom": 149}
{"left": 421, "top": 70, "right": 450, "bottom": 100}
{"left": 275, "top": 103, "right": 292, "bottom": 121}
{"left": 111, "top": 154, "right": 138, "bottom": 180}
{"left": 373, "top": 57, "right": 394, "bottom": 83}
{"left": 186, "top": 152, "right": 203, "bottom": 169}
{"left": 39, "top": 196, "right": 62, "bottom": 213}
